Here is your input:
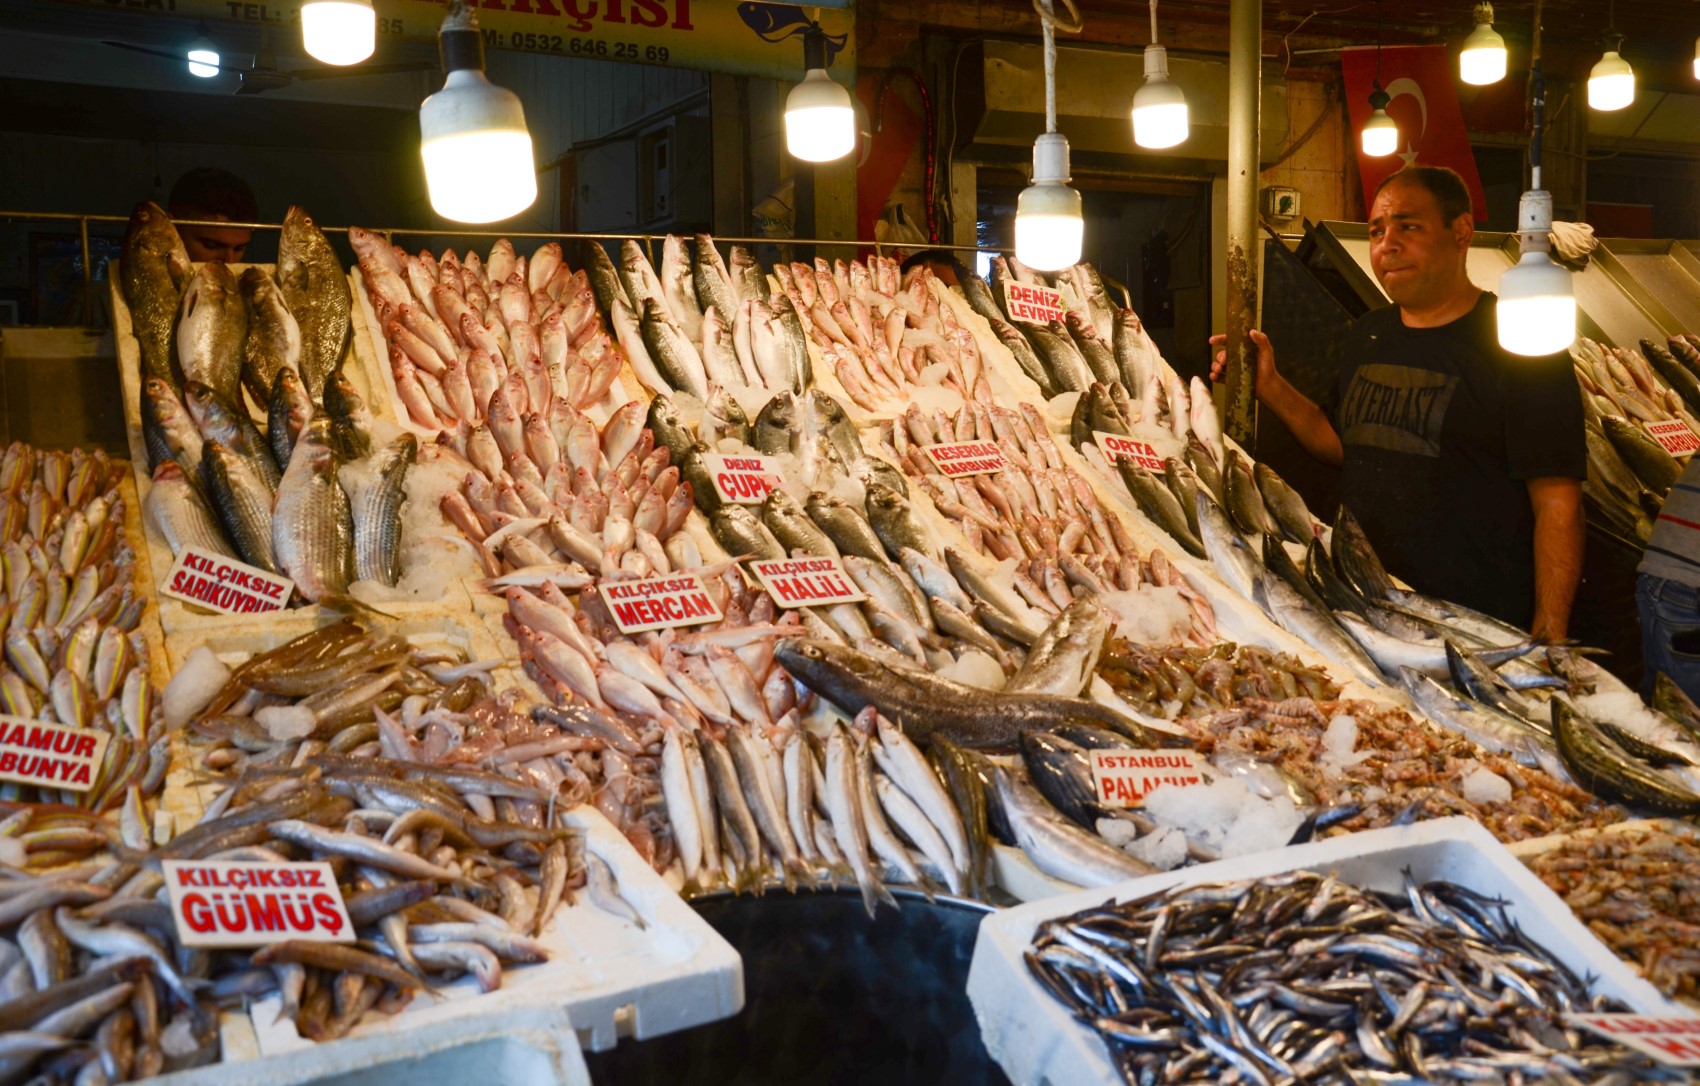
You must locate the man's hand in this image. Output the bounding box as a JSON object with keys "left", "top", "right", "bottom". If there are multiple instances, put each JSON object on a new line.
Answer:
{"left": 1210, "top": 328, "right": 1344, "bottom": 469}
{"left": 1527, "top": 477, "right": 1585, "bottom": 641}
{"left": 1209, "top": 328, "right": 1277, "bottom": 388}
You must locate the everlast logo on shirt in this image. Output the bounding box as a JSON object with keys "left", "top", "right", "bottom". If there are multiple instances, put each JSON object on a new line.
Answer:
{"left": 1338, "top": 363, "right": 1460, "bottom": 458}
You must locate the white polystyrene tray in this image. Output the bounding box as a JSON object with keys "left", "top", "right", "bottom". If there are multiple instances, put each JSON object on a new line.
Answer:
{"left": 154, "top": 1004, "right": 589, "bottom": 1086}
{"left": 968, "top": 817, "right": 1679, "bottom": 1086}
{"left": 238, "top": 805, "right": 741, "bottom": 1055}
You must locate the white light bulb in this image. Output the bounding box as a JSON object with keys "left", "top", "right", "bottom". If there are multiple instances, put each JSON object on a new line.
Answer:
{"left": 1361, "top": 109, "right": 1398, "bottom": 157}
{"left": 1015, "top": 132, "right": 1083, "bottom": 271}
{"left": 1459, "top": 19, "right": 1507, "bottom": 85}
{"left": 1015, "top": 180, "right": 1083, "bottom": 271}
{"left": 1498, "top": 251, "right": 1575, "bottom": 355}
{"left": 1132, "top": 46, "right": 1189, "bottom": 150}
{"left": 420, "top": 69, "right": 537, "bottom": 223}
{"left": 785, "top": 69, "right": 855, "bottom": 162}
{"left": 187, "top": 44, "right": 219, "bottom": 78}
{"left": 1589, "top": 50, "right": 1635, "bottom": 111}
{"left": 1693, "top": 35, "right": 1699, "bottom": 80}
{"left": 303, "top": 0, "right": 376, "bottom": 66}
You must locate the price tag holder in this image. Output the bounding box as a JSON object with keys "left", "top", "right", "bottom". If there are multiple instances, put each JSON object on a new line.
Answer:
{"left": 598, "top": 573, "right": 724, "bottom": 634}
{"left": 1089, "top": 749, "right": 1209, "bottom": 808}
{"left": 1002, "top": 282, "right": 1067, "bottom": 325}
{"left": 163, "top": 861, "right": 355, "bottom": 949}
{"left": 160, "top": 547, "right": 294, "bottom": 614}
{"left": 1566, "top": 1014, "right": 1700, "bottom": 1067}
{"left": 703, "top": 453, "right": 782, "bottom": 505}
{"left": 0, "top": 715, "right": 109, "bottom": 792}
{"left": 922, "top": 442, "right": 1007, "bottom": 478}
{"left": 747, "top": 557, "right": 867, "bottom": 609}
{"left": 1645, "top": 420, "right": 1700, "bottom": 459}
{"left": 1094, "top": 431, "right": 1166, "bottom": 472}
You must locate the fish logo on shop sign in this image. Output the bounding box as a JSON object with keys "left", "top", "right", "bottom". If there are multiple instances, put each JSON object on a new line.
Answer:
{"left": 737, "top": 3, "right": 847, "bottom": 64}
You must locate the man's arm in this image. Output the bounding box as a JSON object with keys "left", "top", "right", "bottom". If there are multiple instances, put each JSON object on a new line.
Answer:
{"left": 1527, "top": 476, "right": 1585, "bottom": 640}
{"left": 1210, "top": 329, "right": 1344, "bottom": 468}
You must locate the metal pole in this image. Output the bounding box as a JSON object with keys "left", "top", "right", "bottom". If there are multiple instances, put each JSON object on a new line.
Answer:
{"left": 79, "top": 216, "right": 95, "bottom": 326}
{"left": 1223, "top": 0, "right": 1262, "bottom": 446}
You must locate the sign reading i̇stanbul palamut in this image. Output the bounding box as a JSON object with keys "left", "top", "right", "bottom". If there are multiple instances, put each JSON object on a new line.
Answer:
{"left": 59, "top": 0, "right": 854, "bottom": 80}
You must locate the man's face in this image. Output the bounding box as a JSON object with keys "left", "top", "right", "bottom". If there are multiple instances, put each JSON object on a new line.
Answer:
{"left": 1367, "top": 179, "right": 1472, "bottom": 309}
{"left": 174, "top": 216, "right": 252, "bottom": 263}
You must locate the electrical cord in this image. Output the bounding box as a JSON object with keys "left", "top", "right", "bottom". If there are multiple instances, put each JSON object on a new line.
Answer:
{"left": 874, "top": 67, "right": 939, "bottom": 243}
{"left": 1030, "top": 0, "right": 1083, "bottom": 36}
{"left": 1263, "top": 81, "right": 1339, "bottom": 171}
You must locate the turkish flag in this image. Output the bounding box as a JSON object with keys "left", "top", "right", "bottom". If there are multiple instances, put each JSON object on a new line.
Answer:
{"left": 1341, "top": 45, "right": 1488, "bottom": 222}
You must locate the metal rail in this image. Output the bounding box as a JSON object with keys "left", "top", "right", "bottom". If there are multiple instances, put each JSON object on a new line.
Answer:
{"left": 1, "top": 208, "right": 1008, "bottom": 325}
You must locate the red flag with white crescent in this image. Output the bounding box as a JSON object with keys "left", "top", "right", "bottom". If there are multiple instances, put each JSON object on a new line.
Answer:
{"left": 1341, "top": 44, "right": 1488, "bottom": 222}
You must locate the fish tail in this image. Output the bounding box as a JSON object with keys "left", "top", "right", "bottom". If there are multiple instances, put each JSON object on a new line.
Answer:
{"left": 856, "top": 875, "right": 880, "bottom": 919}
{"left": 874, "top": 877, "right": 899, "bottom": 912}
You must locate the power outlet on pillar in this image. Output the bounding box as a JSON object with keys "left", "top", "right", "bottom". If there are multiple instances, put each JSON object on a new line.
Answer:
{"left": 1261, "top": 186, "right": 1300, "bottom": 222}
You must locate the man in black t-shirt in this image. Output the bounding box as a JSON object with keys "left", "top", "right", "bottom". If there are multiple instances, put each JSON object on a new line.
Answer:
{"left": 1209, "top": 166, "right": 1586, "bottom": 637}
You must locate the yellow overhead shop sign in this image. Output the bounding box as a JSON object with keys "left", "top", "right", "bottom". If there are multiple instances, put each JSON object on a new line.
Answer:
{"left": 67, "top": 0, "right": 853, "bottom": 79}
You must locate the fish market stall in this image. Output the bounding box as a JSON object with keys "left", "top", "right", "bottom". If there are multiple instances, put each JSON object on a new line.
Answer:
{"left": 4, "top": 191, "right": 1700, "bottom": 1086}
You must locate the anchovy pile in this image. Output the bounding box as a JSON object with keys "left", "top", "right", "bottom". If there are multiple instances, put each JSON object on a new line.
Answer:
{"left": 0, "top": 442, "right": 163, "bottom": 813}
{"left": 1525, "top": 824, "right": 1700, "bottom": 1006}
{"left": 130, "top": 204, "right": 415, "bottom": 601}
{"left": 1027, "top": 870, "right": 1683, "bottom": 1085}
{"left": 1572, "top": 335, "right": 1700, "bottom": 542}
{"left": 777, "top": 256, "right": 989, "bottom": 409}
{"left": 353, "top": 232, "right": 626, "bottom": 433}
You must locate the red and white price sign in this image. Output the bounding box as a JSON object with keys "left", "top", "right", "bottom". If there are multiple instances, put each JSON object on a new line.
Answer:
{"left": 160, "top": 547, "right": 294, "bottom": 614}
{"left": 1094, "top": 431, "right": 1166, "bottom": 472}
{"left": 922, "top": 442, "right": 1007, "bottom": 478}
{"left": 162, "top": 861, "right": 354, "bottom": 949}
{"left": 1567, "top": 1014, "right": 1700, "bottom": 1066}
{"left": 1645, "top": 420, "right": 1700, "bottom": 459}
{"left": 747, "top": 557, "right": 866, "bottom": 609}
{"left": 0, "top": 715, "right": 109, "bottom": 792}
{"left": 1089, "top": 749, "right": 1209, "bottom": 808}
{"left": 1003, "top": 281, "right": 1066, "bottom": 325}
{"left": 703, "top": 453, "right": 782, "bottom": 505}
{"left": 599, "top": 573, "right": 724, "bottom": 634}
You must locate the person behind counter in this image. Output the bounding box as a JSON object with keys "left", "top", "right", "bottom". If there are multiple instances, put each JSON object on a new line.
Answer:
{"left": 1208, "top": 165, "right": 1586, "bottom": 639}
{"left": 1635, "top": 455, "right": 1700, "bottom": 697}
{"left": 168, "top": 167, "right": 257, "bottom": 263}
{"left": 898, "top": 248, "right": 968, "bottom": 289}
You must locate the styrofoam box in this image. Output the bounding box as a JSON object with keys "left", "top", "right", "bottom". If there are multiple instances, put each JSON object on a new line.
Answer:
{"left": 107, "top": 268, "right": 475, "bottom": 635}
{"left": 151, "top": 1004, "right": 589, "bottom": 1086}
{"left": 967, "top": 817, "right": 1680, "bottom": 1086}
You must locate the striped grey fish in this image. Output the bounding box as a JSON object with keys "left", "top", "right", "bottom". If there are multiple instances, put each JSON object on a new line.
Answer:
{"left": 340, "top": 433, "right": 416, "bottom": 588}
{"left": 273, "top": 415, "right": 354, "bottom": 602}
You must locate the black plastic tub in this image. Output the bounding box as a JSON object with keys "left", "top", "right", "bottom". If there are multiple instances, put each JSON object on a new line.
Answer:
{"left": 581, "top": 889, "right": 1012, "bottom": 1085}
